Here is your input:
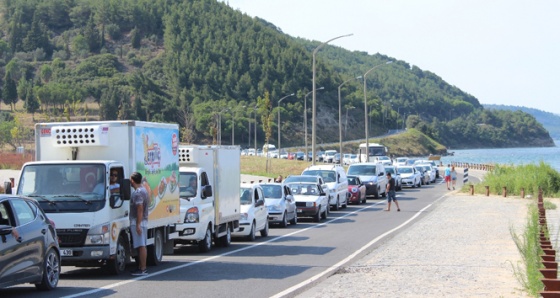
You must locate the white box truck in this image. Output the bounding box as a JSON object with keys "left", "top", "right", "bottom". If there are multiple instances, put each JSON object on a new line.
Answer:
{"left": 15, "top": 121, "right": 181, "bottom": 274}
{"left": 174, "top": 145, "right": 240, "bottom": 252}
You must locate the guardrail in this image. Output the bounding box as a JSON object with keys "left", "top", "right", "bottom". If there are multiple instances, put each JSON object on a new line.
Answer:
{"left": 449, "top": 162, "right": 495, "bottom": 171}
{"left": 537, "top": 190, "right": 560, "bottom": 297}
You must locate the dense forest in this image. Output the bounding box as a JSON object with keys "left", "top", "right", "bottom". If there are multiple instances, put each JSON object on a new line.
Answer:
{"left": 484, "top": 104, "right": 560, "bottom": 141}
{"left": 0, "top": 0, "right": 554, "bottom": 151}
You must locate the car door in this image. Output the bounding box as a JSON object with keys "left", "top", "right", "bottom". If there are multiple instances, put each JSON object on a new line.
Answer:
{"left": 254, "top": 187, "right": 267, "bottom": 231}
{"left": 284, "top": 185, "right": 296, "bottom": 219}
{"left": 0, "top": 200, "right": 20, "bottom": 286}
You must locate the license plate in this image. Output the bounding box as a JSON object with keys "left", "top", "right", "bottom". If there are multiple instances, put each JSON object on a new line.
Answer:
{"left": 61, "top": 249, "right": 73, "bottom": 256}
{"left": 297, "top": 209, "right": 302, "bottom": 213}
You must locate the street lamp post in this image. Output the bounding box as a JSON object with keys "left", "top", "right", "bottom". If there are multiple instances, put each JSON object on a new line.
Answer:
{"left": 277, "top": 93, "right": 294, "bottom": 159}
{"left": 304, "top": 88, "right": 323, "bottom": 161}
{"left": 312, "top": 33, "right": 353, "bottom": 166}
{"left": 363, "top": 61, "right": 392, "bottom": 162}
{"left": 345, "top": 106, "right": 355, "bottom": 138}
{"left": 338, "top": 76, "right": 362, "bottom": 161}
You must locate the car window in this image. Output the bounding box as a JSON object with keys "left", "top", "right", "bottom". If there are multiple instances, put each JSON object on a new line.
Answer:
{"left": 348, "top": 165, "right": 376, "bottom": 175}
{"left": 0, "top": 202, "right": 13, "bottom": 226}
{"left": 262, "top": 185, "right": 282, "bottom": 199}
{"left": 240, "top": 188, "right": 252, "bottom": 205}
{"left": 11, "top": 199, "right": 36, "bottom": 226}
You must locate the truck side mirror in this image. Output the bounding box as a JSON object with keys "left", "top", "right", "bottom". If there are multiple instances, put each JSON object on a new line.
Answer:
{"left": 3, "top": 182, "right": 12, "bottom": 194}
{"left": 122, "top": 179, "right": 131, "bottom": 200}
{"left": 201, "top": 185, "right": 213, "bottom": 199}
{"left": 110, "top": 194, "right": 124, "bottom": 208}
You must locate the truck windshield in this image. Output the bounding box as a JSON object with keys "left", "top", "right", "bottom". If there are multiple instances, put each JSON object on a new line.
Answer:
{"left": 347, "top": 165, "right": 376, "bottom": 176}
{"left": 179, "top": 172, "right": 197, "bottom": 198}
{"left": 18, "top": 164, "right": 107, "bottom": 212}
{"left": 301, "top": 170, "right": 336, "bottom": 183}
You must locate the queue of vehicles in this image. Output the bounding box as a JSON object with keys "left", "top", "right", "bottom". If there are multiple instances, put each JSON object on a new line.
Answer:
{"left": 1, "top": 132, "right": 442, "bottom": 291}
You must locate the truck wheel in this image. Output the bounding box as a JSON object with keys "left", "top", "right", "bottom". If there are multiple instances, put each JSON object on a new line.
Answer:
{"left": 108, "top": 234, "right": 129, "bottom": 275}
{"left": 198, "top": 226, "right": 212, "bottom": 253}
{"left": 35, "top": 248, "right": 60, "bottom": 290}
{"left": 219, "top": 224, "right": 231, "bottom": 247}
{"left": 147, "top": 229, "right": 163, "bottom": 266}
{"left": 280, "top": 212, "right": 288, "bottom": 228}
{"left": 247, "top": 222, "right": 256, "bottom": 241}
{"left": 260, "top": 221, "right": 269, "bottom": 237}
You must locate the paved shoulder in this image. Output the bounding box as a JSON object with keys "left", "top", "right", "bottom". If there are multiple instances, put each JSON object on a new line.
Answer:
{"left": 298, "top": 194, "right": 530, "bottom": 297}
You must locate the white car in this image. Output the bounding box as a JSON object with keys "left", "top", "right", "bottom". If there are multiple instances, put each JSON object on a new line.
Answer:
{"left": 323, "top": 150, "right": 337, "bottom": 163}
{"left": 260, "top": 183, "right": 297, "bottom": 227}
{"left": 384, "top": 165, "right": 402, "bottom": 191}
{"left": 375, "top": 156, "right": 392, "bottom": 166}
{"left": 302, "top": 164, "right": 348, "bottom": 210}
{"left": 398, "top": 166, "right": 422, "bottom": 188}
{"left": 286, "top": 182, "right": 329, "bottom": 222}
{"left": 394, "top": 157, "right": 409, "bottom": 166}
{"left": 418, "top": 164, "right": 436, "bottom": 183}
{"left": 232, "top": 184, "right": 269, "bottom": 240}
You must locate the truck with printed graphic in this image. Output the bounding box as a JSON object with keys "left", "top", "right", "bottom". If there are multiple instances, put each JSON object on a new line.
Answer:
{"left": 15, "top": 121, "right": 181, "bottom": 274}
{"left": 174, "top": 145, "right": 241, "bottom": 252}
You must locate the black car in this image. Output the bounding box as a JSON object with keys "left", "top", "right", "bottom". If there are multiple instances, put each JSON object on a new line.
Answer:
{"left": 0, "top": 195, "right": 60, "bottom": 291}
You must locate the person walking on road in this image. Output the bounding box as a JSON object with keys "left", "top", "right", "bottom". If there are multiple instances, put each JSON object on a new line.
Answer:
{"left": 444, "top": 164, "right": 452, "bottom": 190}
{"left": 450, "top": 166, "right": 457, "bottom": 190}
{"left": 130, "top": 172, "right": 149, "bottom": 276}
{"left": 385, "top": 173, "right": 400, "bottom": 212}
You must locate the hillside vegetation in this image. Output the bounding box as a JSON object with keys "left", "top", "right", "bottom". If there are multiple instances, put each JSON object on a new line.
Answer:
{"left": 0, "top": 0, "right": 553, "bottom": 152}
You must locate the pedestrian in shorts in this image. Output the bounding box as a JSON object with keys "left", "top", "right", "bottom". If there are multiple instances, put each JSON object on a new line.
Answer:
{"left": 385, "top": 173, "right": 400, "bottom": 212}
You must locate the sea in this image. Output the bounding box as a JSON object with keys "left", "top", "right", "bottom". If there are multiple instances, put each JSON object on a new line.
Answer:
{"left": 439, "top": 140, "right": 560, "bottom": 172}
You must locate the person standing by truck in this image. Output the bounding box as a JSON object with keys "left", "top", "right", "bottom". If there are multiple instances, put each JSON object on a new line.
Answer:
{"left": 130, "top": 172, "right": 149, "bottom": 276}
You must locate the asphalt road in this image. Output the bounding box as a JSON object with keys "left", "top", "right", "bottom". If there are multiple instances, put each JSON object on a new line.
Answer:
{"left": 2, "top": 174, "right": 470, "bottom": 297}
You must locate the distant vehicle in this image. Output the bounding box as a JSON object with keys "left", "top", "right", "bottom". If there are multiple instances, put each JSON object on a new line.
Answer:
{"left": 0, "top": 195, "right": 60, "bottom": 291}
{"left": 342, "top": 154, "right": 353, "bottom": 165}
{"left": 333, "top": 153, "right": 341, "bottom": 164}
{"left": 323, "top": 150, "right": 337, "bottom": 163}
{"left": 302, "top": 164, "right": 348, "bottom": 211}
{"left": 247, "top": 148, "right": 256, "bottom": 156}
{"left": 315, "top": 151, "right": 325, "bottom": 162}
{"left": 398, "top": 166, "right": 422, "bottom": 188}
{"left": 414, "top": 165, "right": 430, "bottom": 185}
{"left": 358, "top": 143, "right": 388, "bottom": 163}
{"left": 284, "top": 175, "right": 329, "bottom": 204}
{"left": 286, "top": 182, "right": 329, "bottom": 222}
{"left": 347, "top": 163, "right": 387, "bottom": 199}
{"left": 415, "top": 159, "right": 440, "bottom": 178}
{"left": 260, "top": 183, "right": 297, "bottom": 227}
{"left": 287, "top": 152, "right": 296, "bottom": 160}
{"left": 295, "top": 151, "right": 305, "bottom": 160}
{"left": 384, "top": 165, "right": 402, "bottom": 191}
{"left": 394, "top": 157, "right": 409, "bottom": 166}
{"left": 418, "top": 164, "right": 436, "bottom": 183}
{"left": 232, "top": 184, "right": 269, "bottom": 241}
{"left": 375, "top": 155, "right": 392, "bottom": 166}
{"left": 347, "top": 175, "right": 366, "bottom": 204}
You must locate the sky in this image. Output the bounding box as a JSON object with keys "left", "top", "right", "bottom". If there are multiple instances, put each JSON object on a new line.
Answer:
{"left": 223, "top": 0, "right": 560, "bottom": 114}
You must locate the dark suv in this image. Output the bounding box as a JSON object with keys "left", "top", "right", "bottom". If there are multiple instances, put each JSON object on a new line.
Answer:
{"left": 0, "top": 195, "right": 60, "bottom": 291}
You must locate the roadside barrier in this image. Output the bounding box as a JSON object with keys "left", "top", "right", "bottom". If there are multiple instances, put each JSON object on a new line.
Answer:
{"left": 450, "top": 162, "right": 495, "bottom": 171}
{"left": 538, "top": 190, "right": 560, "bottom": 297}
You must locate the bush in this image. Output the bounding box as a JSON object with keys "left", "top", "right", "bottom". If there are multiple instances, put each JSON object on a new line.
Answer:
{"left": 480, "top": 162, "right": 560, "bottom": 197}
{"left": 106, "top": 24, "right": 122, "bottom": 41}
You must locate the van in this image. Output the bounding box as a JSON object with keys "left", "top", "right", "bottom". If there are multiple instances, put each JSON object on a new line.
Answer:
{"left": 347, "top": 163, "right": 387, "bottom": 199}
{"left": 301, "top": 164, "right": 348, "bottom": 210}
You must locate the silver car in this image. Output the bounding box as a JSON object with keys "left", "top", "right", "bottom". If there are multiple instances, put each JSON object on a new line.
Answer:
{"left": 260, "top": 183, "right": 297, "bottom": 227}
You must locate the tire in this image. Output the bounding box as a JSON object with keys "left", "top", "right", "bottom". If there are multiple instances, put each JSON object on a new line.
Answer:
{"left": 108, "top": 234, "right": 129, "bottom": 275}
{"left": 321, "top": 206, "right": 328, "bottom": 219}
{"left": 198, "top": 226, "right": 212, "bottom": 253}
{"left": 313, "top": 209, "right": 321, "bottom": 222}
{"left": 342, "top": 196, "right": 347, "bottom": 208}
{"left": 289, "top": 213, "right": 297, "bottom": 225}
{"left": 260, "top": 221, "right": 269, "bottom": 237}
{"left": 374, "top": 189, "right": 379, "bottom": 199}
{"left": 35, "top": 248, "right": 60, "bottom": 290}
{"left": 280, "top": 212, "right": 288, "bottom": 228}
{"left": 333, "top": 197, "right": 340, "bottom": 211}
{"left": 246, "top": 222, "right": 256, "bottom": 241}
{"left": 218, "top": 224, "right": 231, "bottom": 247}
{"left": 147, "top": 229, "right": 163, "bottom": 266}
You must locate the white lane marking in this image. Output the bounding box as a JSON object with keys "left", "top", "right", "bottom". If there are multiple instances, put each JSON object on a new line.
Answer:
{"left": 270, "top": 193, "right": 448, "bottom": 298}
{"left": 62, "top": 197, "right": 426, "bottom": 298}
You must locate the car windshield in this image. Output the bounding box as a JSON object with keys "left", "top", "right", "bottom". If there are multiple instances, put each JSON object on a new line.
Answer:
{"left": 385, "top": 167, "right": 396, "bottom": 174}
{"left": 261, "top": 184, "right": 282, "bottom": 199}
{"left": 284, "top": 176, "right": 317, "bottom": 183}
{"left": 347, "top": 165, "right": 376, "bottom": 176}
{"left": 347, "top": 176, "right": 359, "bottom": 185}
{"left": 287, "top": 183, "right": 319, "bottom": 195}
{"left": 398, "top": 167, "right": 413, "bottom": 174}
{"left": 239, "top": 187, "right": 252, "bottom": 205}
{"left": 302, "top": 170, "right": 336, "bottom": 183}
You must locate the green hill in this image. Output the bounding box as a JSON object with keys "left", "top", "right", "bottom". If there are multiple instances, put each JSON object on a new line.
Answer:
{"left": 0, "top": 0, "right": 553, "bottom": 151}
{"left": 484, "top": 104, "right": 560, "bottom": 141}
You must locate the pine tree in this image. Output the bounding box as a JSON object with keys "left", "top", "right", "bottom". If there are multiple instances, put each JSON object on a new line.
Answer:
{"left": 2, "top": 78, "right": 18, "bottom": 111}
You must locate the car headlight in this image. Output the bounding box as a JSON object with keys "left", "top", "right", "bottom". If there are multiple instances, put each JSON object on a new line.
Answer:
{"left": 185, "top": 207, "right": 199, "bottom": 223}
{"left": 86, "top": 223, "right": 110, "bottom": 245}
{"left": 240, "top": 213, "right": 248, "bottom": 221}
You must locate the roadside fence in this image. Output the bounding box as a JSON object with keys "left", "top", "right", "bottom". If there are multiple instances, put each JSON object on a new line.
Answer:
{"left": 450, "top": 162, "right": 495, "bottom": 171}
{"left": 537, "top": 190, "right": 560, "bottom": 297}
